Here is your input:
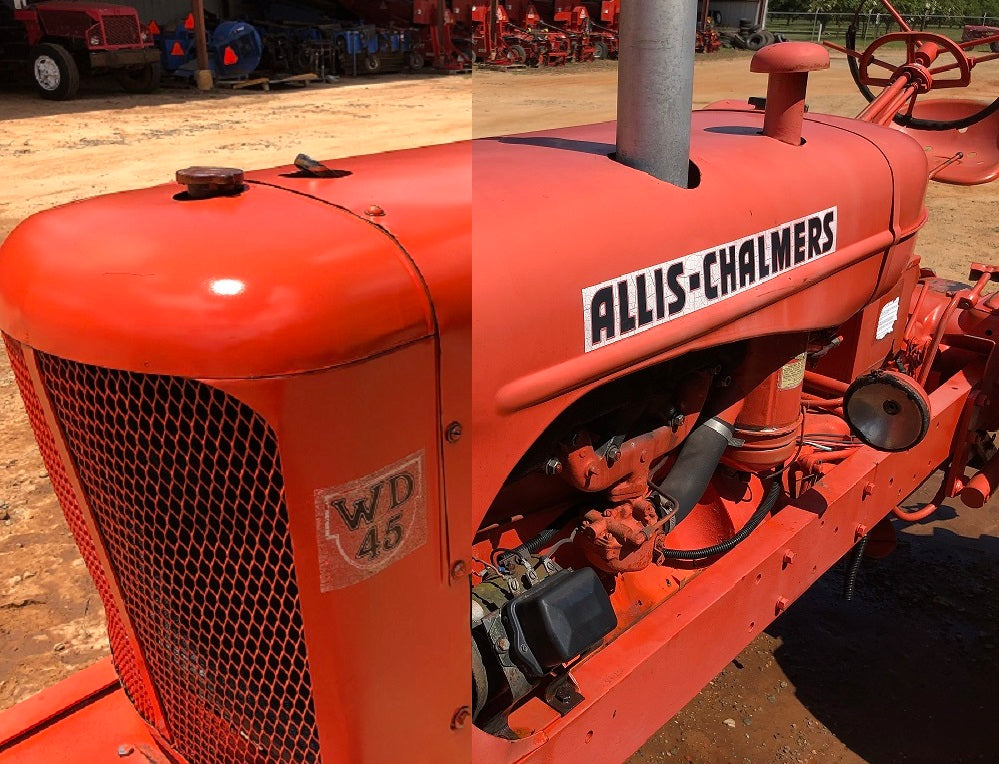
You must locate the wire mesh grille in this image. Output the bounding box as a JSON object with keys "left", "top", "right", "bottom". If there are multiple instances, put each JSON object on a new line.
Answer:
{"left": 1, "top": 334, "right": 156, "bottom": 721}
{"left": 34, "top": 352, "right": 322, "bottom": 764}
{"left": 100, "top": 14, "right": 141, "bottom": 46}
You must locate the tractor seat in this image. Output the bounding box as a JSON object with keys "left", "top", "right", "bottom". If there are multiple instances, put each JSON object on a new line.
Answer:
{"left": 895, "top": 99, "right": 999, "bottom": 186}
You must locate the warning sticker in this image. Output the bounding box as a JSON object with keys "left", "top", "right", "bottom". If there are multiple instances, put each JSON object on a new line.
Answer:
{"left": 779, "top": 353, "right": 807, "bottom": 390}
{"left": 876, "top": 297, "right": 900, "bottom": 341}
{"left": 314, "top": 450, "right": 427, "bottom": 591}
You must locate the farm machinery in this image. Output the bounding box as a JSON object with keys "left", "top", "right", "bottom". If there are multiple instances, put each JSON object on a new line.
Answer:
{"left": 2, "top": 0, "right": 999, "bottom": 761}
{"left": 0, "top": 0, "right": 160, "bottom": 100}
{"left": 449, "top": 1, "right": 571, "bottom": 67}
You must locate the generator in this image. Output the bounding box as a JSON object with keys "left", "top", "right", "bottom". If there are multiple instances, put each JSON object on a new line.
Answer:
{"left": 1, "top": 0, "right": 998, "bottom": 761}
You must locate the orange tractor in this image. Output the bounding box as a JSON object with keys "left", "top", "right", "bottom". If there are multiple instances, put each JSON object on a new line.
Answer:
{"left": 1, "top": 0, "right": 999, "bottom": 761}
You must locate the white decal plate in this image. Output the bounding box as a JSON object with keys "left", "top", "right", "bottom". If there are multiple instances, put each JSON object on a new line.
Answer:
{"left": 876, "top": 296, "right": 900, "bottom": 341}
{"left": 314, "top": 450, "right": 427, "bottom": 591}
{"left": 582, "top": 208, "right": 838, "bottom": 352}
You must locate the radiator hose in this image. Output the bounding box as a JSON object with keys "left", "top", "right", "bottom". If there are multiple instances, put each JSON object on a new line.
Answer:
{"left": 653, "top": 416, "right": 736, "bottom": 526}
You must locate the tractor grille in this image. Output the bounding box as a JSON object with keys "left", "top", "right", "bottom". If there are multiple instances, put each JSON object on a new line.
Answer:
{"left": 3, "top": 338, "right": 322, "bottom": 764}
{"left": 2, "top": 335, "right": 157, "bottom": 722}
{"left": 100, "top": 15, "right": 141, "bottom": 47}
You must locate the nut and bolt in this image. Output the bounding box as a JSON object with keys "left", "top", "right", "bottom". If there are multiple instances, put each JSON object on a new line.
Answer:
{"left": 862, "top": 481, "right": 875, "bottom": 498}
{"left": 544, "top": 457, "right": 563, "bottom": 475}
{"left": 451, "top": 560, "right": 467, "bottom": 578}
{"left": 365, "top": 204, "right": 386, "bottom": 217}
{"left": 775, "top": 596, "right": 790, "bottom": 615}
{"left": 606, "top": 445, "right": 622, "bottom": 463}
{"left": 782, "top": 549, "right": 796, "bottom": 567}
{"left": 445, "top": 421, "right": 462, "bottom": 443}
{"left": 496, "top": 637, "right": 511, "bottom": 651}
{"left": 855, "top": 524, "right": 867, "bottom": 540}
{"left": 451, "top": 706, "right": 472, "bottom": 730}
{"left": 668, "top": 412, "right": 686, "bottom": 429}
{"left": 117, "top": 744, "right": 134, "bottom": 758}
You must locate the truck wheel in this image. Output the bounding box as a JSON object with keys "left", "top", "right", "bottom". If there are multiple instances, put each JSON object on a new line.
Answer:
{"left": 363, "top": 54, "right": 381, "bottom": 73}
{"left": 745, "top": 31, "right": 768, "bottom": 51}
{"left": 31, "top": 43, "right": 80, "bottom": 100}
{"left": 117, "top": 62, "right": 161, "bottom": 94}
{"left": 593, "top": 40, "right": 609, "bottom": 60}
{"left": 406, "top": 51, "right": 424, "bottom": 70}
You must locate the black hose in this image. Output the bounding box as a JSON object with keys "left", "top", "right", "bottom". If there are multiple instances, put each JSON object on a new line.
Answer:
{"left": 498, "top": 504, "right": 581, "bottom": 565}
{"left": 843, "top": 534, "right": 869, "bottom": 601}
{"left": 659, "top": 478, "right": 782, "bottom": 560}
{"left": 652, "top": 416, "right": 735, "bottom": 526}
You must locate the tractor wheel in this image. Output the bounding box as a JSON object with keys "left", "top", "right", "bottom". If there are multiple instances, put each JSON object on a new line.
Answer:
{"left": 31, "top": 43, "right": 79, "bottom": 100}
{"left": 761, "top": 30, "right": 777, "bottom": 46}
{"left": 729, "top": 34, "right": 748, "bottom": 50}
{"left": 363, "top": 54, "right": 381, "bottom": 73}
{"left": 593, "top": 40, "right": 609, "bottom": 60}
{"left": 117, "top": 62, "right": 161, "bottom": 94}
{"left": 508, "top": 44, "right": 527, "bottom": 64}
{"left": 406, "top": 51, "right": 425, "bottom": 70}
{"left": 745, "top": 31, "right": 768, "bottom": 51}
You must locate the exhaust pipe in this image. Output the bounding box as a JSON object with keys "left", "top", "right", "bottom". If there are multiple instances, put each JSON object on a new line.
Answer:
{"left": 616, "top": 0, "right": 697, "bottom": 188}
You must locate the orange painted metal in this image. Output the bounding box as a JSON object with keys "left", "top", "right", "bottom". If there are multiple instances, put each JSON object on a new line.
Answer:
{"left": 894, "top": 99, "right": 999, "bottom": 185}
{"left": 0, "top": 141, "right": 472, "bottom": 763}
{"left": 2, "top": 36, "right": 998, "bottom": 764}
{"left": 472, "top": 110, "right": 926, "bottom": 524}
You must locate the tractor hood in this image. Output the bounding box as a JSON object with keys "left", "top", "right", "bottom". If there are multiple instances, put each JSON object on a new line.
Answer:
{"left": 0, "top": 142, "right": 470, "bottom": 379}
{"left": 473, "top": 109, "right": 929, "bottom": 415}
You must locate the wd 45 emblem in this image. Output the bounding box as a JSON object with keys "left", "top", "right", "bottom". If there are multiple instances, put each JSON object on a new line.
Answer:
{"left": 314, "top": 450, "right": 427, "bottom": 591}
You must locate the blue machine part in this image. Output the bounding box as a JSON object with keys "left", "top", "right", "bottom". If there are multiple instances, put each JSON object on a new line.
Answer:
{"left": 213, "top": 21, "right": 263, "bottom": 78}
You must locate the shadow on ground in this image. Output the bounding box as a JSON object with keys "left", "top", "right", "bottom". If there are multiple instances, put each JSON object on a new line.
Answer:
{"left": 768, "top": 511, "right": 999, "bottom": 762}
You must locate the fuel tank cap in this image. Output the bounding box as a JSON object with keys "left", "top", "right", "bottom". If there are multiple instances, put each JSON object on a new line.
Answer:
{"left": 176, "top": 166, "right": 245, "bottom": 199}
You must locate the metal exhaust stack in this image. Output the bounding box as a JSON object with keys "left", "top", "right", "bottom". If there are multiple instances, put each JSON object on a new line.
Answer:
{"left": 616, "top": 0, "right": 697, "bottom": 188}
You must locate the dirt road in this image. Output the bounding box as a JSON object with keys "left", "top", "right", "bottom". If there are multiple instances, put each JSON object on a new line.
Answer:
{"left": 1, "top": 51, "right": 998, "bottom": 762}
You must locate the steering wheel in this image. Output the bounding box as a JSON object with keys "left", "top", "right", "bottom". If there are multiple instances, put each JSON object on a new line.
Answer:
{"left": 836, "top": 0, "right": 999, "bottom": 131}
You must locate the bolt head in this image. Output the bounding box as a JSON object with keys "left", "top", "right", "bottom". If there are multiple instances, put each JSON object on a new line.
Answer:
{"left": 782, "top": 549, "right": 795, "bottom": 567}
{"left": 445, "top": 421, "right": 462, "bottom": 443}
{"left": 496, "top": 637, "right": 510, "bottom": 651}
{"left": 117, "top": 744, "right": 134, "bottom": 757}
{"left": 544, "top": 457, "right": 563, "bottom": 475}
{"left": 365, "top": 204, "right": 386, "bottom": 217}
{"left": 451, "top": 560, "right": 467, "bottom": 578}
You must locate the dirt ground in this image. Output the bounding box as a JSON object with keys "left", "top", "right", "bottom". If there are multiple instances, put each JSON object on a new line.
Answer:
{"left": 1, "top": 51, "right": 998, "bottom": 762}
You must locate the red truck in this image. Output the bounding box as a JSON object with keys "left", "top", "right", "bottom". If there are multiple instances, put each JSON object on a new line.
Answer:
{"left": 0, "top": 0, "right": 160, "bottom": 99}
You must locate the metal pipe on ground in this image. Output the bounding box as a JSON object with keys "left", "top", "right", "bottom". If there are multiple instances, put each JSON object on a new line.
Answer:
{"left": 615, "top": 0, "right": 697, "bottom": 188}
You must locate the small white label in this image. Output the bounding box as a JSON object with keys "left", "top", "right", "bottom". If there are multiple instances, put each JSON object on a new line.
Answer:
{"left": 779, "top": 353, "right": 807, "bottom": 390}
{"left": 875, "top": 297, "right": 900, "bottom": 341}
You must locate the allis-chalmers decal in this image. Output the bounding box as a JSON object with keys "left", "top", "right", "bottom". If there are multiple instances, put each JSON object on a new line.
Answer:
{"left": 583, "top": 207, "right": 838, "bottom": 352}
{"left": 314, "top": 450, "right": 427, "bottom": 591}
